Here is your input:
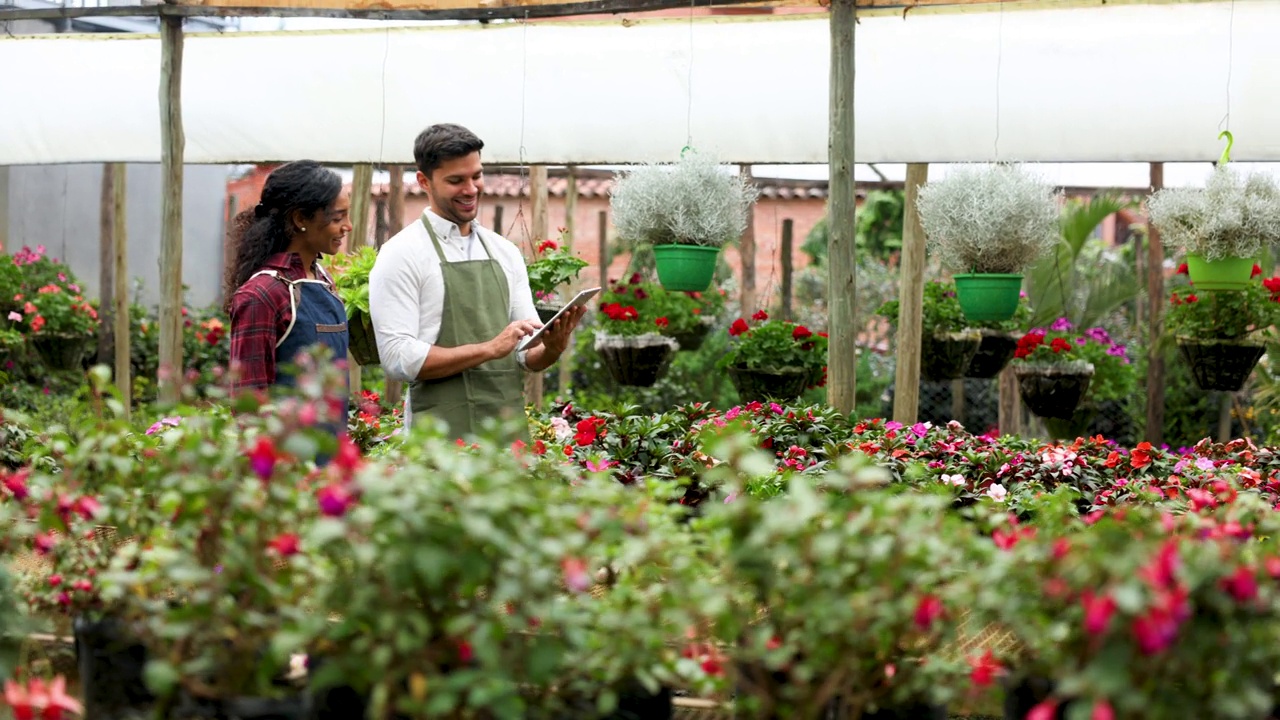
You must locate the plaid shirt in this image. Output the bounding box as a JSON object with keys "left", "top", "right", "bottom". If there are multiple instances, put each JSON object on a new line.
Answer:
{"left": 228, "top": 253, "right": 334, "bottom": 390}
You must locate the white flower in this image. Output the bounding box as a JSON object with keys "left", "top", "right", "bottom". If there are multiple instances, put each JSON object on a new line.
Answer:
{"left": 941, "top": 473, "right": 965, "bottom": 487}
{"left": 987, "top": 483, "right": 1008, "bottom": 502}
{"left": 550, "top": 417, "right": 573, "bottom": 442}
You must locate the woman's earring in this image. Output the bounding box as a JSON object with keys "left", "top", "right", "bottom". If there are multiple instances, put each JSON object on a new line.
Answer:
{"left": 299, "top": 227, "right": 306, "bottom": 232}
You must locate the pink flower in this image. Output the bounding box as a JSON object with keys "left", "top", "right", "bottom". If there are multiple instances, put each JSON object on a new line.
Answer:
{"left": 1027, "top": 701, "right": 1058, "bottom": 720}
{"left": 561, "top": 557, "right": 590, "bottom": 592}
{"left": 269, "top": 533, "right": 301, "bottom": 557}
{"left": 1081, "top": 590, "right": 1116, "bottom": 635}
{"left": 6, "top": 311, "right": 19, "bottom": 322}
{"left": 1222, "top": 566, "right": 1258, "bottom": 603}
{"left": 913, "top": 594, "right": 944, "bottom": 631}
{"left": 248, "top": 437, "right": 278, "bottom": 482}
{"left": 966, "top": 649, "right": 1001, "bottom": 687}
{"left": 316, "top": 483, "right": 353, "bottom": 517}
{"left": 1092, "top": 699, "right": 1115, "bottom": 720}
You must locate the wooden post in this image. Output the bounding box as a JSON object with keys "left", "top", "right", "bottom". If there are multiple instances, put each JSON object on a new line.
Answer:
{"left": 384, "top": 164, "right": 405, "bottom": 408}
{"left": 739, "top": 165, "right": 757, "bottom": 316}
{"left": 157, "top": 15, "right": 185, "bottom": 405}
{"left": 112, "top": 164, "right": 131, "bottom": 417}
{"left": 999, "top": 366, "right": 1021, "bottom": 436}
{"left": 98, "top": 164, "right": 117, "bottom": 368}
{"left": 525, "top": 165, "right": 549, "bottom": 410}
{"left": 1145, "top": 162, "right": 1166, "bottom": 445}
{"left": 557, "top": 166, "right": 578, "bottom": 399}
{"left": 892, "top": 163, "right": 928, "bottom": 424}
{"left": 493, "top": 204, "right": 505, "bottom": 237}
{"left": 779, "top": 218, "right": 794, "bottom": 320}
{"left": 598, "top": 210, "right": 610, "bottom": 289}
{"left": 223, "top": 195, "right": 238, "bottom": 307}
{"left": 827, "top": 0, "right": 857, "bottom": 415}
{"left": 374, "top": 198, "right": 388, "bottom": 248}
{"left": 347, "top": 163, "right": 374, "bottom": 394}
{"left": 1217, "top": 392, "right": 1233, "bottom": 442}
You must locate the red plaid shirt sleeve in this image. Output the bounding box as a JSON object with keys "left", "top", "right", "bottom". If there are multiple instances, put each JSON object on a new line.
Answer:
{"left": 229, "top": 279, "right": 291, "bottom": 390}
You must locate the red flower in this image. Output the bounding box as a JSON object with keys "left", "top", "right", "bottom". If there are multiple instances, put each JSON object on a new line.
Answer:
{"left": 332, "top": 434, "right": 363, "bottom": 481}
{"left": 1222, "top": 566, "right": 1258, "bottom": 603}
{"left": 536, "top": 239, "right": 558, "bottom": 253}
{"left": 655, "top": 317, "right": 669, "bottom": 328}
{"left": 533, "top": 440, "right": 547, "bottom": 455}
{"left": 966, "top": 649, "right": 1001, "bottom": 687}
{"left": 1252, "top": 263, "right": 1263, "bottom": 277}
{"left": 1185, "top": 293, "right": 1198, "bottom": 303}
{"left": 913, "top": 594, "right": 944, "bottom": 631}
{"left": 792, "top": 325, "right": 812, "bottom": 340}
{"left": 574, "top": 417, "right": 606, "bottom": 446}
{"left": 1130, "top": 442, "right": 1153, "bottom": 469}
{"left": 316, "top": 483, "right": 353, "bottom": 517}
{"left": 268, "top": 533, "right": 301, "bottom": 557}
{"left": 1050, "top": 337, "right": 1072, "bottom": 354}
{"left": 729, "top": 318, "right": 750, "bottom": 336}
{"left": 751, "top": 310, "right": 769, "bottom": 321}
{"left": 457, "top": 639, "right": 474, "bottom": 664}
{"left": 1176, "top": 262, "right": 1189, "bottom": 274}
{"left": 2, "top": 469, "right": 30, "bottom": 500}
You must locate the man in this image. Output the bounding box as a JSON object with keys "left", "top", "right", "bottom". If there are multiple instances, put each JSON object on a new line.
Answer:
{"left": 369, "top": 123, "right": 585, "bottom": 442}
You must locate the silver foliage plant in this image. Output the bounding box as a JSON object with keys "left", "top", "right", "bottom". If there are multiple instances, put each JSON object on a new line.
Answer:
{"left": 609, "top": 151, "right": 760, "bottom": 248}
{"left": 1147, "top": 165, "right": 1280, "bottom": 261}
{"left": 917, "top": 164, "right": 1062, "bottom": 274}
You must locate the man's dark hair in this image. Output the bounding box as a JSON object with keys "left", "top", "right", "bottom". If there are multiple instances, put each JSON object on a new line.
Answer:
{"left": 414, "top": 124, "right": 484, "bottom": 178}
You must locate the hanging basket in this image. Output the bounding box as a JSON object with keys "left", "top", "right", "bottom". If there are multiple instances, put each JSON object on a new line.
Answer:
{"left": 594, "top": 333, "right": 678, "bottom": 387}
{"left": 1013, "top": 362, "right": 1094, "bottom": 420}
{"left": 347, "top": 309, "right": 380, "bottom": 367}
{"left": 953, "top": 273, "right": 1023, "bottom": 323}
{"left": 535, "top": 303, "right": 562, "bottom": 325}
{"left": 728, "top": 365, "right": 812, "bottom": 404}
{"left": 1185, "top": 253, "right": 1256, "bottom": 291}
{"left": 653, "top": 244, "right": 721, "bottom": 292}
{"left": 665, "top": 318, "right": 715, "bottom": 352}
{"left": 920, "top": 330, "right": 982, "bottom": 381}
{"left": 1177, "top": 337, "right": 1266, "bottom": 392}
{"left": 966, "top": 330, "right": 1019, "bottom": 379}
{"left": 31, "top": 332, "right": 93, "bottom": 371}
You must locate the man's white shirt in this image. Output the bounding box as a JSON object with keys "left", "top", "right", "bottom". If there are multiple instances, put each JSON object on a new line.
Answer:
{"left": 368, "top": 209, "right": 539, "bottom": 421}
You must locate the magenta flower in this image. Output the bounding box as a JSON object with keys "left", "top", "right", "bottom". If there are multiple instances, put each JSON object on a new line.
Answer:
{"left": 1050, "top": 317, "right": 1074, "bottom": 332}
{"left": 317, "top": 483, "right": 353, "bottom": 517}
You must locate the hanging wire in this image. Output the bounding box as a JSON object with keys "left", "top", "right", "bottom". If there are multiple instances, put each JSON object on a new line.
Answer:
{"left": 377, "top": 27, "right": 391, "bottom": 164}
{"left": 1218, "top": 0, "right": 1236, "bottom": 135}
{"left": 993, "top": 1, "right": 1004, "bottom": 160}
{"left": 685, "top": 0, "right": 695, "bottom": 152}
{"left": 509, "top": 10, "right": 532, "bottom": 242}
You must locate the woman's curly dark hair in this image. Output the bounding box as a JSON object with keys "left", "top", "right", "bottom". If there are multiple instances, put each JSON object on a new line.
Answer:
{"left": 223, "top": 160, "right": 342, "bottom": 311}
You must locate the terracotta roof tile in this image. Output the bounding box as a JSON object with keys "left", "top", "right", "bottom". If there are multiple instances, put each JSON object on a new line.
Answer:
{"left": 370, "top": 170, "right": 831, "bottom": 200}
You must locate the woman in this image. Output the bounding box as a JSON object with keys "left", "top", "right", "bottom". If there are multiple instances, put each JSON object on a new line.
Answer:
{"left": 225, "top": 160, "right": 353, "bottom": 434}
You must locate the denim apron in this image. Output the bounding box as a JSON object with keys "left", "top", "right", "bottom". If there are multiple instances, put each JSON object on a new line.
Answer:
{"left": 409, "top": 219, "right": 528, "bottom": 444}
{"left": 249, "top": 266, "right": 351, "bottom": 440}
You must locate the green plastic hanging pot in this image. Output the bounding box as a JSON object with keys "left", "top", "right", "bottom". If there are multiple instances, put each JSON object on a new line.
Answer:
{"left": 653, "top": 244, "right": 721, "bottom": 292}
{"left": 953, "top": 273, "right": 1023, "bottom": 323}
{"left": 1185, "top": 253, "right": 1256, "bottom": 291}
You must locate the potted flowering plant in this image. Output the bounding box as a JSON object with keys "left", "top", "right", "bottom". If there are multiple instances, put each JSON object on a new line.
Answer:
{"left": 1037, "top": 321, "right": 1136, "bottom": 440}
{"left": 610, "top": 150, "right": 758, "bottom": 292}
{"left": 325, "top": 245, "right": 379, "bottom": 366}
{"left": 719, "top": 311, "right": 827, "bottom": 403}
{"left": 652, "top": 286, "right": 724, "bottom": 352}
{"left": 13, "top": 283, "right": 99, "bottom": 371}
{"left": 702, "top": 447, "right": 984, "bottom": 718}
{"left": 1147, "top": 133, "right": 1280, "bottom": 290}
{"left": 876, "top": 280, "right": 982, "bottom": 381}
{"left": 1009, "top": 324, "right": 1095, "bottom": 420}
{"left": 592, "top": 276, "right": 678, "bottom": 387}
{"left": 526, "top": 229, "right": 589, "bottom": 323}
{"left": 917, "top": 164, "right": 1062, "bottom": 322}
{"left": 1166, "top": 280, "right": 1279, "bottom": 392}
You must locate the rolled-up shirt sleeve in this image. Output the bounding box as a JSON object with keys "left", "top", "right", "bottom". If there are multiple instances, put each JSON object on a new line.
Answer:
{"left": 369, "top": 241, "right": 432, "bottom": 382}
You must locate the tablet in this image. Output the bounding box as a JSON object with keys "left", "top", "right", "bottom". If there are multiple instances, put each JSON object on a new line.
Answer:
{"left": 516, "top": 287, "right": 602, "bottom": 352}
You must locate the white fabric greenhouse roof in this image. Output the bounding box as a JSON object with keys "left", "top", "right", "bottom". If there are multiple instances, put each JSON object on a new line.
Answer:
{"left": 1, "top": 0, "right": 1277, "bottom": 166}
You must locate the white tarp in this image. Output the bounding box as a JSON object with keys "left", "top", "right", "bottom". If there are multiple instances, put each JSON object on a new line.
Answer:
{"left": 1, "top": 0, "right": 1277, "bottom": 166}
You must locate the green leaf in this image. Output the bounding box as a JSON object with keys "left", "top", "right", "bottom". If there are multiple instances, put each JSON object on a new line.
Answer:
{"left": 143, "top": 660, "right": 181, "bottom": 696}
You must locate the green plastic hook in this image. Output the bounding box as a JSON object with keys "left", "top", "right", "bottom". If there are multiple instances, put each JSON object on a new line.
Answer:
{"left": 1218, "top": 130, "right": 1234, "bottom": 165}
{"left": 680, "top": 145, "right": 695, "bottom": 158}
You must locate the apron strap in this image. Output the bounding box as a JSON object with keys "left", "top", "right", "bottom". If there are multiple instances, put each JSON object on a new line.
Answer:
{"left": 421, "top": 216, "right": 451, "bottom": 264}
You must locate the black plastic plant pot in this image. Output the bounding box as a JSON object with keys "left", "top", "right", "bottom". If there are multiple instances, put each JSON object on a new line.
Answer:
{"left": 596, "top": 337, "right": 677, "bottom": 387}
{"left": 1177, "top": 338, "right": 1266, "bottom": 392}
{"left": 728, "top": 366, "right": 812, "bottom": 404}
{"left": 74, "top": 615, "right": 155, "bottom": 720}
{"left": 966, "top": 331, "right": 1019, "bottom": 379}
{"left": 1014, "top": 365, "right": 1094, "bottom": 420}
{"left": 31, "top": 333, "right": 92, "bottom": 371}
{"left": 920, "top": 332, "right": 982, "bottom": 381}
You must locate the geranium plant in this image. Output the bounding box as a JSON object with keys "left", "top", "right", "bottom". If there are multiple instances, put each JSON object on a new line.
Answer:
{"left": 324, "top": 245, "right": 379, "bottom": 365}
{"left": 526, "top": 229, "right": 588, "bottom": 306}
{"left": 720, "top": 311, "right": 827, "bottom": 378}
{"left": 15, "top": 284, "right": 98, "bottom": 337}
{"left": 1165, "top": 282, "right": 1280, "bottom": 342}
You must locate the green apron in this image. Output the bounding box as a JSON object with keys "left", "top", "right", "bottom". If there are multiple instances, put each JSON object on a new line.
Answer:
{"left": 409, "top": 218, "right": 529, "bottom": 443}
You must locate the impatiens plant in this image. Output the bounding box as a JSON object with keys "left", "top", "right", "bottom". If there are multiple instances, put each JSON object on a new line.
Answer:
{"left": 16, "top": 284, "right": 98, "bottom": 337}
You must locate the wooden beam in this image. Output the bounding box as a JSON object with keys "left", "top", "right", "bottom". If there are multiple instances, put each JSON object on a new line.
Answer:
{"left": 347, "top": 163, "right": 373, "bottom": 396}
{"left": 998, "top": 365, "right": 1021, "bottom": 436}
{"left": 826, "top": 0, "right": 857, "bottom": 416}
{"left": 1145, "top": 161, "right": 1166, "bottom": 445}
{"left": 0, "top": 0, "right": 1144, "bottom": 23}
{"left": 598, "top": 210, "right": 610, "bottom": 290}
{"left": 525, "top": 165, "right": 549, "bottom": 410}
{"left": 892, "top": 163, "right": 928, "bottom": 424}
{"left": 739, "top": 165, "right": 757, "bottom": 317}
{"left": 157, "top": 15, "right": 185, "bottom": 406}
{"left": 98, "top": 164, "right": 117, "bottom": 369}
{"left": 383, "top": 164, "right": 406, "bottom": 408}
{"left": 557, "top": 166, "right": 578, "bottom": 400}
{"left": 112, "top": 164, "right": 131, "bottom": 418}
{"left": 779, "top": 218, "right": 794, "bottom": 321}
